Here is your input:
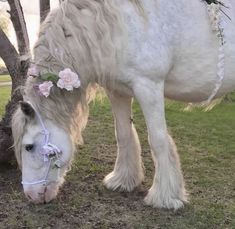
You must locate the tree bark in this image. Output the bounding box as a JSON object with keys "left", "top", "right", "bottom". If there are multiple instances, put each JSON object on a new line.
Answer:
{"left": 0, "top": 0, "right": 52, "bottom": 164}
{"left": 40, "top": 0, "right": 50, "bottom": 23}
{"left": 0, "top": 0, "right": 30, "bottom": 164}
{"left": 7, "top": 0, "right": 30, "bottom": 56}
{"left": 0, "top": 29, "right": 27, "bottom": 163}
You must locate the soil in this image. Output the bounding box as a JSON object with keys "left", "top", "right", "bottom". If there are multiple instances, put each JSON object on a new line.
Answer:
{"left": 0, "top": 99, "right": 234, "bottom": 228}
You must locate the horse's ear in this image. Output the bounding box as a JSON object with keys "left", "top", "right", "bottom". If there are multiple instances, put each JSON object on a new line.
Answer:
{"left": 20, "top": 102, "right": 35, "bottom": 119}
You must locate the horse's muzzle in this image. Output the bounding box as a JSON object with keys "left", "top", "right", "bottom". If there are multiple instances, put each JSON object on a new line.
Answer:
{"left": 24, "top": 182, "right": 59, "bottom": 204}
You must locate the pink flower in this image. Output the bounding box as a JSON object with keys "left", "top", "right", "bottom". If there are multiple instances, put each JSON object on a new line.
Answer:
{"left": 57, "top": 68, "right": 81, "bottom": 91}
{"left": 27, "top": 65, "right": 39, "bottom": 77}
{"left": 38, "top": 81, "right": 53, "bottom": 97}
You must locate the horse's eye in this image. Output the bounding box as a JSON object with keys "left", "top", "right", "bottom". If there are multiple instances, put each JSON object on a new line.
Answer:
{"left": 25, "top": 144, "right": 34, "bottom": 152}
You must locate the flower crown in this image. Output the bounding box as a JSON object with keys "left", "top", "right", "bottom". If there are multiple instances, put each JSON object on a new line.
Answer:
{"left": 27, "top": 66, "right": 81, "bottom": 97}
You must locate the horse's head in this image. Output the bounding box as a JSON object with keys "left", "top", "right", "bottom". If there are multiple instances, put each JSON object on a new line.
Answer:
{"left": 12, "top": 101, "right": 74, "bottom": 204}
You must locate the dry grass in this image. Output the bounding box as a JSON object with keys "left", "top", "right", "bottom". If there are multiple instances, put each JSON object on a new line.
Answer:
{"left": 0, "top": 88, "right": 234, "bottom": 228}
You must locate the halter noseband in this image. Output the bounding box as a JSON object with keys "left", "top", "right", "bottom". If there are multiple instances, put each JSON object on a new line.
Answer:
{"left": 21, "top": 102, "right": 62, "bottom": 186}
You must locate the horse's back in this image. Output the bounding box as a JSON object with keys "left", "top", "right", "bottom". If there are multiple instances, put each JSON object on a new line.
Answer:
{"left": 119, "top": 0, "right": 235, "bottom": 103}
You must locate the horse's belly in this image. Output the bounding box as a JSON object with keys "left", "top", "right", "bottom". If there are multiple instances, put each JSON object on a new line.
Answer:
{"left": 164, "top": 47, "right": 235, "bottom": 103}
{"left": 164, "top": 43, "right": 220, "bottom": 102}
{"left": 164, "top": 0, "right": 235, "bottom": 103}
{"left": 164, "top": 72, "right": 219, "bottom": 103}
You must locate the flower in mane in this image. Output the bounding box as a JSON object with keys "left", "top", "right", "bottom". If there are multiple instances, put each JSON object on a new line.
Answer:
{"left": 57, "top": 68, "right": 81, "bottom": 91}
{"left": 39, "top": 81, "right": 53, "bottom": 97}
{"left": 35, "top": 68, "right": 81, "bottom": 97}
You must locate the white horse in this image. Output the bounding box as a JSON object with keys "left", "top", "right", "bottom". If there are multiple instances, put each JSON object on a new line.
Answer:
{"left": 12, "top": 0, "right": 235, "bottom": 210}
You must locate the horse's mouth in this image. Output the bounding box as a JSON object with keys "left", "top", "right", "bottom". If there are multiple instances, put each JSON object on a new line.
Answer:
{"left": 24, "top": 182, "right": 60, "bottom": 204}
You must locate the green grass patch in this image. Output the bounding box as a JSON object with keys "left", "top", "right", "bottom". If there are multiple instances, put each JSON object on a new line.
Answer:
{"left": 0, "top": 89, "right": 234, "bottom": 228}
{"left": 0, "top": 74, "right": 11, "bottom": 82}
{"left": 0, "top": 86, "right": 11, "bottom": 118}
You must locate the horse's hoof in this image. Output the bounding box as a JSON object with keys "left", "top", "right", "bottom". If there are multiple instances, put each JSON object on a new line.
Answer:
{"left": 144, "top": 190, "right": 186, "bottom": 210}
{"left": 103, "top": 171, "right": 144, "bottom": 192}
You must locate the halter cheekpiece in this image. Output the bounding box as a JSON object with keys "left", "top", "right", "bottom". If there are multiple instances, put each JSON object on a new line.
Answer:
{"left": 21, "top": 102, "right": 62, "bottom": 186}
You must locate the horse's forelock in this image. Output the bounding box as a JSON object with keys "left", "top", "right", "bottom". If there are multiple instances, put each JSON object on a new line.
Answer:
{"left": 12, "top": 107, "right": 27, "bottom": 167}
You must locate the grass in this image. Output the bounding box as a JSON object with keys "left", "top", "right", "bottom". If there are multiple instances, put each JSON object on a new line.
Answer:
{"left": 0, "top": 74, "right": 11, "bottom": 82}
{"left": 0, "top": 88, "right": 234, "bottom": 228}
{"left": 0, "top": 86, "right": 11, "bottom": 118}
{"left": 0, "top": 75, "right": 11, "bottom": 119}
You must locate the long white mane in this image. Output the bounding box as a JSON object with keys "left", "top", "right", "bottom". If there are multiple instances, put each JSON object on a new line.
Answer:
{"left": 12, "top": 0, "right": 143, "bottom": 165}
{"left": 35, "top": 0, "right": 123, "bottom": 85}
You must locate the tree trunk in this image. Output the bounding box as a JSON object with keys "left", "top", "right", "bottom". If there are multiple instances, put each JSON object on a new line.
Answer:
{"left": 0, "top": 28, "right": 29, "bottom": 163}
{"left": 7, "top": 0, "right": 30, "bottom": 57}
{"left": 0, "top": 0, "right": 51, "bottom": 164}
{"left": 0, "top": 0, "right": 30, "bottom": 164}
{"left": 40, "top": 0, "right": 50, "bottom": 23}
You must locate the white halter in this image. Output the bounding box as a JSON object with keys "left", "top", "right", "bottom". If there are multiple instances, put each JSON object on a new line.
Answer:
{"left": 21, "top": 102, "right": 62, "bottom": 186}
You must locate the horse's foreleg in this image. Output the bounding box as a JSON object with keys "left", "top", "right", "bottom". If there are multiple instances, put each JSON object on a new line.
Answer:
{"left": 103, "top": 92, "right": 144, "bottom": 192}
{"left": 133, "top": 80, "right": 187, "bottom": 210}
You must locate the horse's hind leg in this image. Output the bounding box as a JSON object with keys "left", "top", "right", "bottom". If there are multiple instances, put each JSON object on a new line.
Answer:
{"left": 133, "top": 80, "right": 187, "bottom": 210}
{"left": 103, "top": 91, "right": 144, "bottom": 192}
